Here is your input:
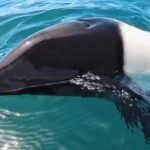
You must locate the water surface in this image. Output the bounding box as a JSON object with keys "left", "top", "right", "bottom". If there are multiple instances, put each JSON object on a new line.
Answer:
{"left": 0, "top": 0, "right": 150, "bottom": 149}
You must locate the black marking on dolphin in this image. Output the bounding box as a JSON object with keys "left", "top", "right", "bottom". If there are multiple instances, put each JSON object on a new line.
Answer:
{"left": 0, "top": 18, "right": 124, "bottom": 93}
{"left": 0, "top": 17, "right": 150, "bottom": 143}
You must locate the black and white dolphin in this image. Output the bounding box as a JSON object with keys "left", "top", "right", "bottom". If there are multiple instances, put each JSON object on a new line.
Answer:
{"left": 0, "top": 17, "right": 150, "bottom": 142}
{"left": 0, "top": 17, "right": 149, "bottom": 94}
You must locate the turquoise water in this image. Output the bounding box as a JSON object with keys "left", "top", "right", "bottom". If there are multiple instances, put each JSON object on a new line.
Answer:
{"left": 0, "top": 0, "right": 150, "bottom": 149}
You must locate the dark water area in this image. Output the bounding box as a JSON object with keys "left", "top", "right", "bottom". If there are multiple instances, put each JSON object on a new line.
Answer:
{"left": 0, "top": 0, "right": 150, "bottom": 149}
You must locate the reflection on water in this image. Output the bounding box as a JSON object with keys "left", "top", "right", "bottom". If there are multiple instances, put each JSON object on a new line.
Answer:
{"left": 0, "top": 94, "right": 149, "bottom": 149}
